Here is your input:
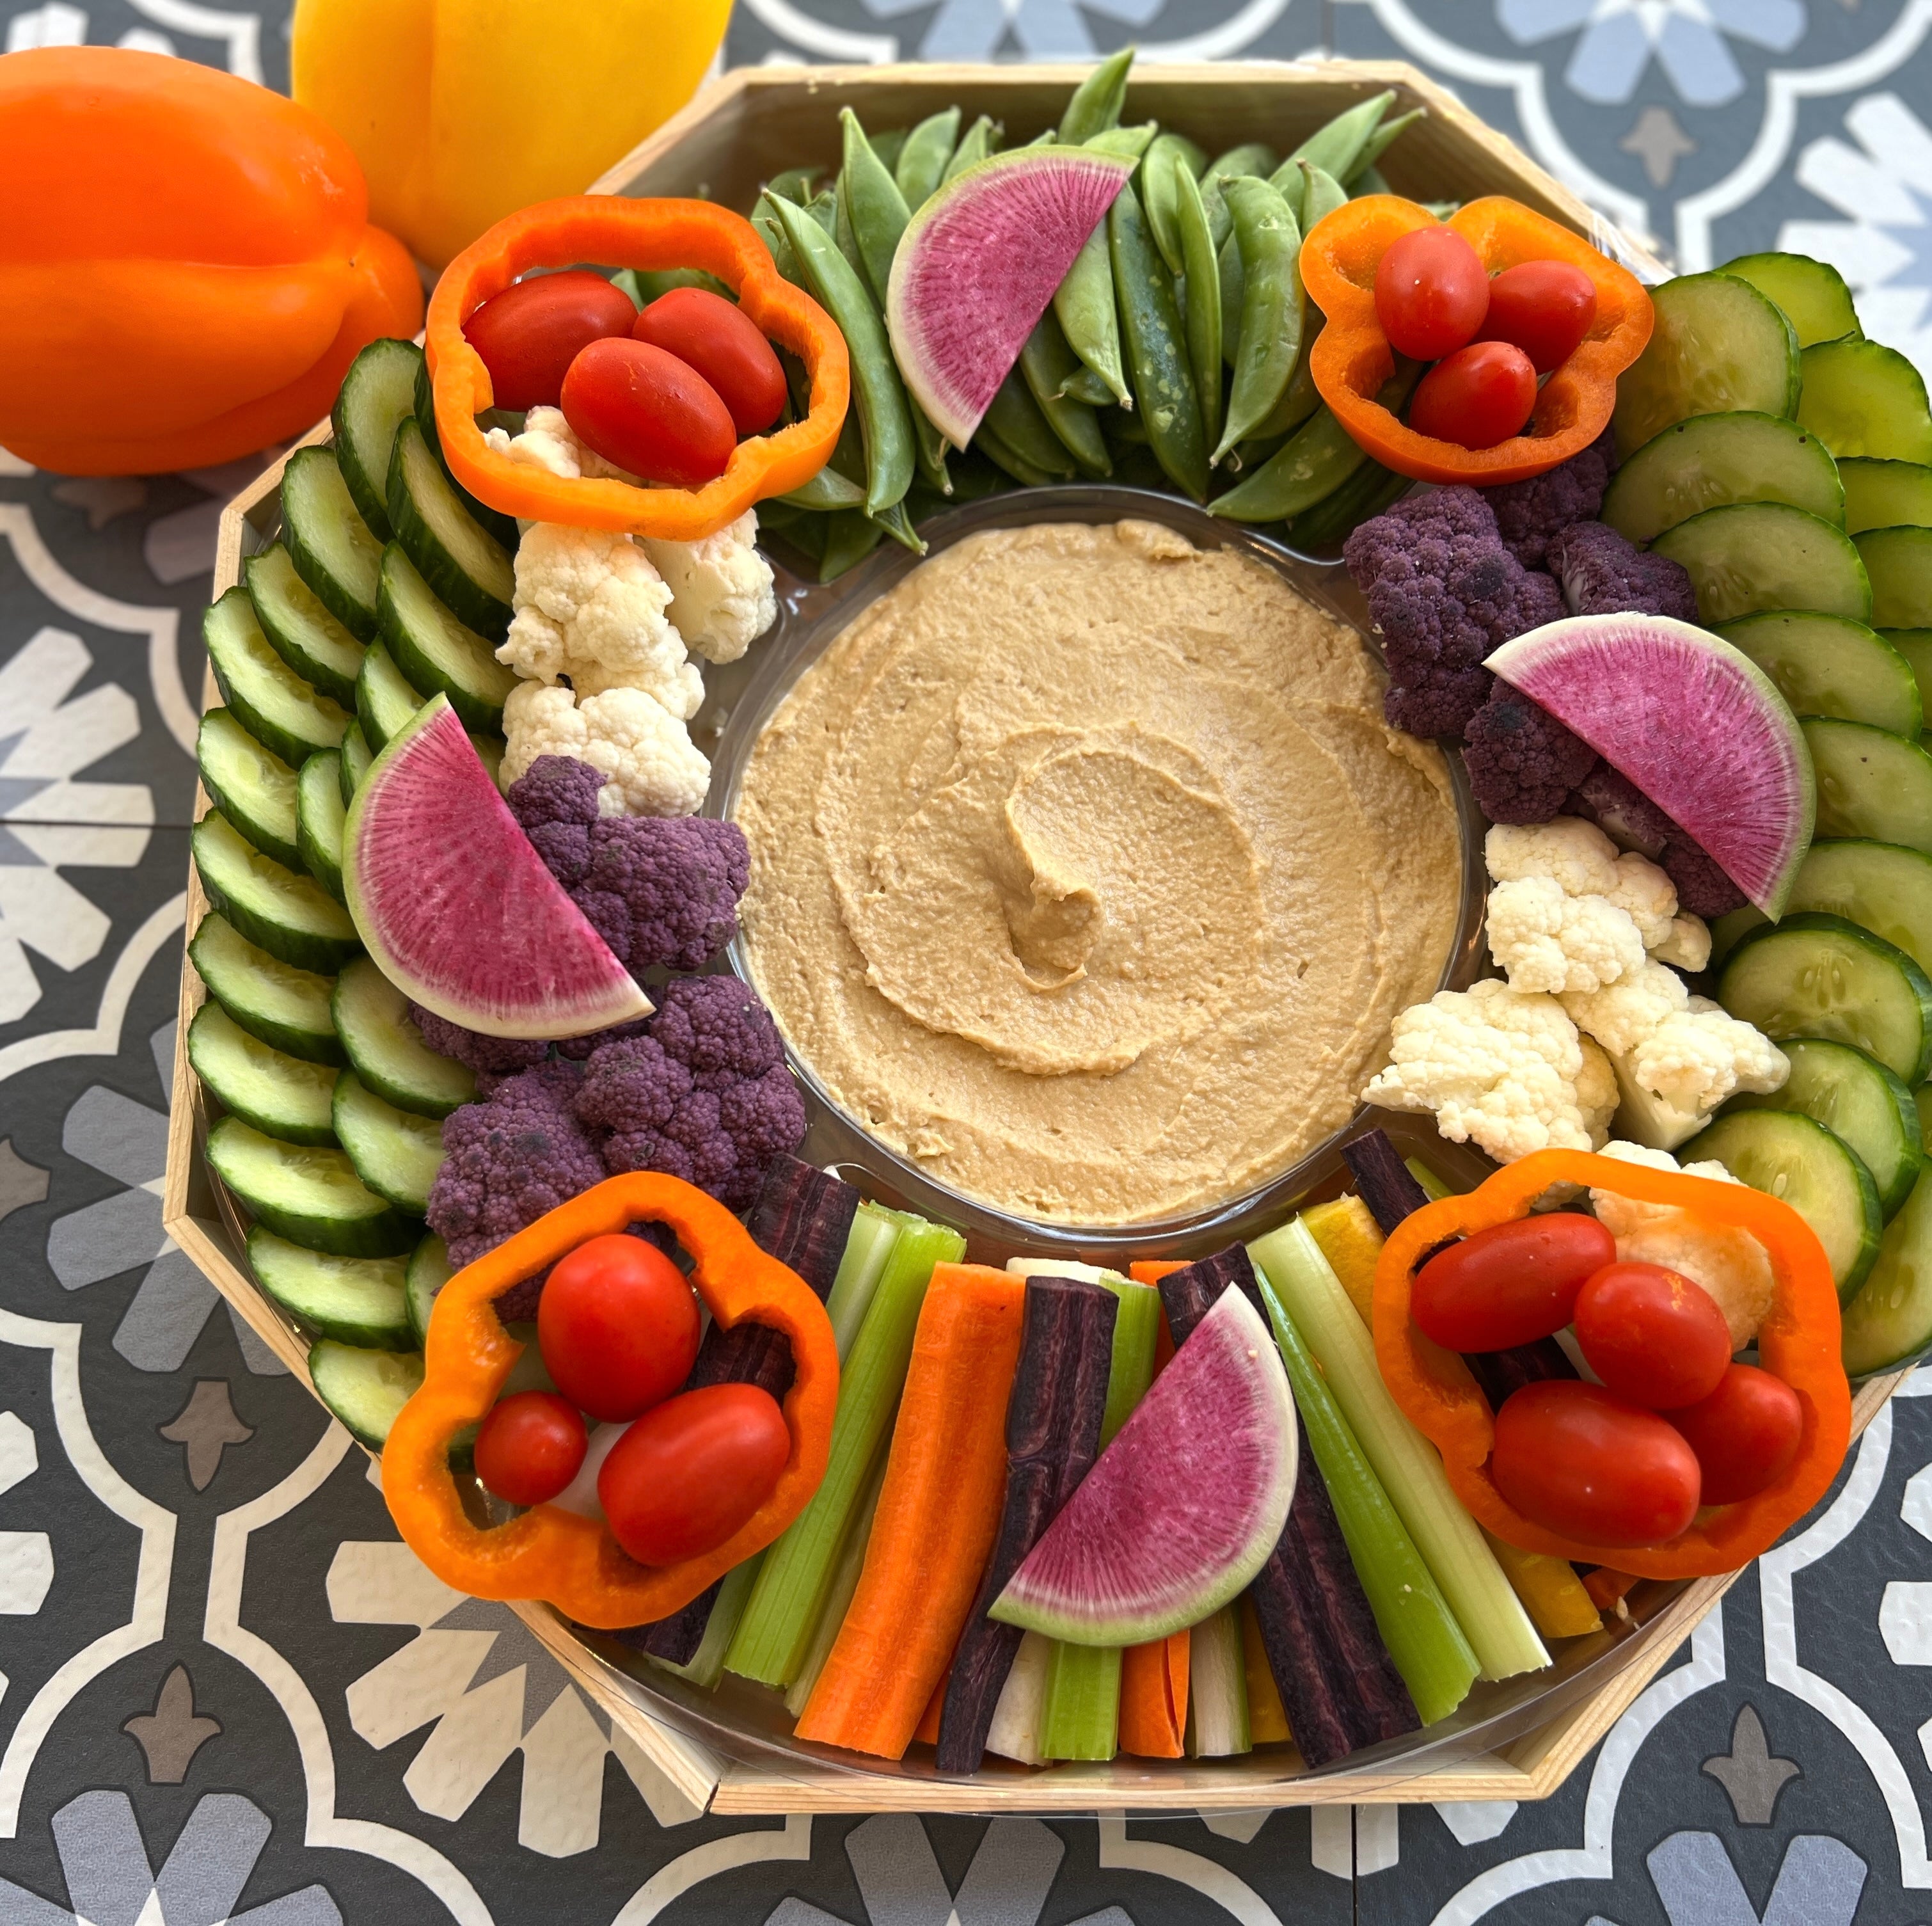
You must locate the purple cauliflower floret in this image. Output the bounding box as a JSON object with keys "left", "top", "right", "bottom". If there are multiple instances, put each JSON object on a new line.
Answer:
{"left": 504, "top": 753, "right": 603, "bottom": 887}
{"left": 428, "top": 1058, "right": 607, "bottom": 1269}
{"left": 555, "top": 1014, "right": 654, "bottom": 1060}
{"left": 1662, "top": 836, "right": 1748, "bottom": 919}
{"left": 1564, "top": 763, "right": 1674, "bottom": 859}
{"left": 1343, "top": 486, "right": 1564, "bottom": 738}
{"left": 1481, "top": 429, "right": 1615, "bottom": 568}
{"left": 408, "top": 1001, "right": 550, "bottom": 1095}
{"left": 1546, "top": 520, "right": 1698, "bottom": 621}
{"left": 575, "top": 976, "right": 805, "bottom": 1211}
{"left": 1462, "top": 683, "right": 1599, "bottom": 824}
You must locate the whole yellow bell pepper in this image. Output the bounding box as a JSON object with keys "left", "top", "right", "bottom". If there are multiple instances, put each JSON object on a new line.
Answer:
{"left": 292, "top": 0, "right": 732, "bottom": 269}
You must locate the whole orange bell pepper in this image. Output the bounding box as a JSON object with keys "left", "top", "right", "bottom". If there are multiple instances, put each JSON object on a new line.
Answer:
{"left": 384, "top": 1172, "right": 839, "bottom": 1630}
{"left": 0, "top": 48, "right": 422, "bottom": 475}
{"left": 427, "top": 196, "right": 850, "bottom": 543}
{"left": 1372, "top": 1149, "right": 1849, "bottom": 1579}
{"left": 1300, "top": 196, "right": 1652, "bottom": 487}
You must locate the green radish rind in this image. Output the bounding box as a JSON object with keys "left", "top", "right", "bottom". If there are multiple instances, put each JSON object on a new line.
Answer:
{"left": 333, "top": 955, "right": 477, "bottom": 1118}
{"left": 245, "top": 543, "right": 367, "bottom": 706}
{"left": 1652, "top": 501, "right": 1872, "bottom": 625}
{"left": 1601, "top": 411, "right": 1844, "bottom": 544}
{"left": 1694, "top": 1109, "right": 1883, "bottom": 1303}
{"left": 309, "top": 1340, "right": 424, "bottom": 1450}
{"left": 207, "top": 1115, "right": 418, "bottom": 1259}
{"left": 282, "top": 446, "right": 384, "bottom": 642}
{"left": 203, "top": 587, "right": 351, "bottom": 770}
{"left": 1798, "top": 338, "right": 1932, "bottom": 465}
{"left": 1485, "top": 612, "right": 1816, "bottom": 918}
{"left": 1842, "top": 1166, "right": 1932, "bottom": 1375}
{"left": 196, "top": 707, "right": 300, "bottom": 871}
{"left": 189, "top": 912, "right": 343, "bottom": 1067}
{"left": 1803, "top": 717, "right": 1932, "bottom": 852}
{"left": 193, "top": 809, "right": 361, "bottom": 975}
{"left": 1716, "top": 612, "right": 1922, "bottom": 738}
{"left": 249, "top": 1227, "right": 413, "bottom": 1349}
{"left": 187, "top": 1000, "right": 338, "bottom": 1147}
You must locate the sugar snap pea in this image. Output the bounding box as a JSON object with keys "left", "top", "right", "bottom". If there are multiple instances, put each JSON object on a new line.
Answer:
{"left": 1054, "top": 223, "right": 1132, "bottom": 410}
{"left": 1208, "top": 361, "right": 1420, "bottom": 522}
{"left": 1347, "top": 107, "right": 1425, "bottom": 185}
{"left": 977, "top": 418, "right": 1063, "bottom": 489}
{"left": 1143, "top": 132, "right": 1207, "bottom": 276}
{"left": 896, "top": 107, "right": 962, "bottom": 209}
{"left": 1351, "top": 166, "right": 1393, "bottom": 199}
{"left": 832, "top": 184, "right": 866, "bottom": 279}
{"left": 1085, "top": 122, "right": 1157, "bottom": 161}
{"left": 1215, "top": 175, "right": 1303, "bottom": 464}
{"left": 1110, "top": 180, "right": 1208, "bottom": 502}
{"left": 819, "top": 508, "right": 885, "bottom": 583}
{"left": 1287, "top": 90, "right": 1396, "bottom": 184}
{"left": 765, "top": 167, "right": 820, "bottom": 206}
{"left": 839, "top": 107, "right": 911, "bottom": 309}
{"left": 869, "top": 498, "right": 926, "bottom": 555}
{"left": 1248, "top": 312, "right": 1323, "bottom": 442}
{"left": 780, "top": 466, "right": 867, "bottom": 512}
{"left": 871, "top": 127, "right": 909, "bottom": 175}
{"left": 1057, "top": 365, "right": 1115, "bottom": 407}
{"left": 942, "top": 114, "right": 1002, "bottom": 186}
{"left": 1057, "top": 44, "right": 1134, "bottom": 145}
{"left": 981, "top": 368, "right": 1078, "bottom": 479}
{"left": 617, "top": 266, "right": 733, "bottom": 306}
{"left": 1173, "top": 161, "right": 1223, "bottom": 456}
{"left": 766, "top": 193, "right": 915, "bottom": 518}
{"left": 1200, "top": 143, "right": 1274, "bottom": 251}
{"left": 1018, "top": 310, "right": 1111, "bottom": 476}
{"left": 1288, "top": 456, "right": 1411, "bottom": 552}
{"left": 752, "top": 205, "right": 804, "bottom": 287}
{"left": 804, "top": 189, "right": 838, "bottom": 235}
{"left": 1299, "top": 160, "right": 1349, "bottom": 232}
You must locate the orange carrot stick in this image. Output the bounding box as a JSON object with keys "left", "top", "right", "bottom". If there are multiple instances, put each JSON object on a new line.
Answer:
{"left": 914, "top": 1670, "right": 947, "bottom": 1747}
{"left": 795, "top": 1264, "right": 1025, "bottom": 1758}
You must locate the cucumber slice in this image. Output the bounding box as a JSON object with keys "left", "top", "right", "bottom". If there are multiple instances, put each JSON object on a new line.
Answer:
{"left": 1652, "top": 502, "right": 1871, "bottom": 624}
{"left": 412, "top": 354, "right": 519, "bottom": 547}
{"left": 196, "top": 707, "right": 299, "bottom": 870}
{"left": 388, "top": 418, "right": 514, "bottom": 641}
{"left": 332, "top": 337, "right": 424, "bottom": 544}
{"left": 207, "top": 1115, "right": 418, "bottom": 1257}
{"left": 356, "top": 639, "right": 425, "bottom": 751}
{"left": 1693, "top": 1109, "right": 1883, "bottom": 1301}
{"left": 1885, "top": 628, "right": 1932, "bottom": 727}
{"left": 333, "top": 1069, "right": 446, "bottom": 1214}
{"left": 405, "top": 1234, "right": 454, "bottom": 1344}
{"left": 1842, "top": 459, "right": 1932, "bottom": 536}
{"left": 1856, "top": 526, "right": 1932, "bottom": 628}
{"left": 1842, "top": 1166, "right": 1932, "bottom": 1375}
{"left": 1799, "top": 338, "right": 1932, "bottom": 464}
{"left": 297, "top": 751, "right": 347, "bottom": 901}
{"left": 192, "top": 809, "right": 360, "bottom": 974}
{"left": 1787, "top": 838, "right": 1932, "bottom": 980}
{"left": 244, "top": 542, "right": 366, "bottom": 704}
{"left": 1612, "top": 273, "right": 1800, "bottom": 459}
{"left": 1804, "top": 716, "right": 1932, "bottom": 852}
{"left": 187, "top": 1000, "right": 338, "bottom": 1145}
{"left": 281, "top": 446, "right": 384, "bottom": 641}
{"left": 1718, "top": 911, "right": 1932, "bottom": 1084}
{"left": 1719, "top": 251, "right": 1860, "bottom": 349}
{"left": 309, "top": 1340, "right": 424, "bottom": 1450}
{"left": 249, "top": 1229, "right": 413, "bottom": 1349}
{"left": 378, "top": 543, "right": 518, "bottom": 733}
{"left": 203, "top": 587, "right": 351, "bottom": 768}
{"left": 333, "top": 955, "right": 477, "bottom": 1117}
{"left": 189, "top": 912, "right": 343, "bottom": 1067}
{"left": 339, "top": 720, "right": 373, "bottom": 806}
{"left": 1601, "top": 411, "right": 1843, "bottom": 544}
{"left": 1723, "top": 1037, "right": 1922, "bottom": 1220}
{"left": 1716, "top": 611, "right": 1921, "bottom": 736}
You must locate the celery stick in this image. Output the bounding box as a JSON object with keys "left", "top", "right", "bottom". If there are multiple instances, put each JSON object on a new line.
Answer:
{"left": 823, "top": 1202, "right": 903, "bottom": 1358}
{"left": 783, "top": 1452, "right": 889, "bottom": 1717}
{"left": 1406, "top": 1156, "right": 1457, "bottom": 1199}
{"left": 1250, "top": 1220, "right": 1549, "bottom": 1682}
{"left": 647, "top": 1554, "right": 763, "bottom": 1691}
{"left": 1256, "top": 1276, "right": 1479, "bottom": 1724}
{"left": 1185, "top": 1604, "right": 1251, "bottom": 1757}
{"left": 725, "top": 1217, "right": 965, "bottom": 1687}
{"left": 1037, "top": 1277, "right": 1162, "bottom": 1760}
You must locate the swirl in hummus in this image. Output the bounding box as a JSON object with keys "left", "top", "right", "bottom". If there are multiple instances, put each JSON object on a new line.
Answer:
{"left": 734, "top": 519, "right": 1464, "bottom": 1225}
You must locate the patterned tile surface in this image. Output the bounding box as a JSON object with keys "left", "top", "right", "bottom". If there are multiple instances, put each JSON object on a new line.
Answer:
{"left": 6, "top": 3, "right": 1932, "bottom": 1918}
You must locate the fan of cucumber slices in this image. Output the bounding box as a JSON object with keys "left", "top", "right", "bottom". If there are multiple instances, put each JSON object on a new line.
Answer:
{"left": 187, "top": 336, "right": 519, "bottom": 1449}
{"left": 1613, "top": 250, "right": 1932, "bottom": 1378}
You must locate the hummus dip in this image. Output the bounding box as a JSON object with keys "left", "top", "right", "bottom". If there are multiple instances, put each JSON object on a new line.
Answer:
{"left": 734, "top": 520, "right": 1462, "bottom": 1225}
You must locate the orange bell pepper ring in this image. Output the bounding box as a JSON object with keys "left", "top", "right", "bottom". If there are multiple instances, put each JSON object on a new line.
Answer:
{"left": 425, "top": 196, "right": 850, "bottom": 543}
{"left": 1372, "top": 1149, "right": 1849, "bottom": 1579}
{"left": 1300, "top": 196, "right": 1653, "bottom": 487}
{"left": 384, "top": 1171, "right": 839, "bottom": 1630}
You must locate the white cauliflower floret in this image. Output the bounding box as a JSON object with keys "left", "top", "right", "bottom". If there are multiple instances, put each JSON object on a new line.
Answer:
{"left": 1576, "top": 1034, "right": 1619, "bottom": 1145}
{"left": 1487, "top": 874, "right": 1649, "bottom": 994}
{"left": 502, "top": 680, "right": 711, "bottom": 818}
{"left": 1561, "top": 959, "right": 1689, "bottom": 1057}
{"left": 1363, "top": 977, "right": 1615, "bottom": 1164}
{"left": 502, "top": 523, "right": 703, "bottom": 720}
{"left": 1650, "top": 914, "right": 1712, "bottom": 973}
{"left": 1629, "top": 994, "right": 1788, "bottom": 1113}
{"left": 485, "top": 405, "right": 638, "bottom": 483}
{"left": 642, "top": 511, "right": 777, "bottom": 665}
{"left": 1590, "top": 1142, "right": 1774, "bottom": 1347}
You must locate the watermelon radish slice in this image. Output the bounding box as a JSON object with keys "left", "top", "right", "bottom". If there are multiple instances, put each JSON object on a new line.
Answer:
{"left": 342, "top": 696, "right": 650, "bottom": 1039}
{"left": 988, "top": 1285, "right": 1296, "bottom": 1645}
{"left": 1485, "top": 614, "right": 1816, "bottom": 918}
{"left": 886, "top": 147, "right": 1136, "bottom": 448}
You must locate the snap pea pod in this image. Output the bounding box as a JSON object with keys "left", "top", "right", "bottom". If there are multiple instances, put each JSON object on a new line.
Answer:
{"left": 1057, "top": 44, "right": 1134, "bottom": 144}
{"left": 1173, "top": 161, "right": 1223, "bottom": 456}
{"left": 1201, "top": 142, "right": 1274, "bottom": 251}
{"left": 942, "top": 113, "right": 1001, "bottom": 186}
{"left": 766, "top": 193, "right": 915, "bottom": 517}
{"left": 779, "top": 466, "right": 867, "bottom": 512}
{"left": 976, "top": 418, "right": 1063, "bottom": 488}
{"left": 1347, "top": 106, "right": 1425, "bottom": 184}
{"left": 1110, "top": 180, "right": 1209, "bottom": 502}
{"left": 1057, "top": 365, "right": 1115, "bottom": 407}
{"left": 1018, "top": 309, "right": 1111, "bottom": 475}
{"left": 1288, "top": 456, "right": 1411, "bottom": 552}
{"left": 869, "top": 498, "right": 926, "bottom": 555}
{"left": 870, "top": 127, "right": 908, "bottom": 175}
{"left": 1209, "top": 362, "right": 1420, "bottom": 521}
{"left": 614, "top": 266, "right": 732, "bottom": 307}
{"left": 1287, "top": 89, "right": 1397, "bottom": 184}
{"left": 896, "top": 107, "right": 961, "bottom": 209}
{"left": 1054, "top": 224, "right": 1132, "bottom": 410}
{"left": 839, "top": 107, "right": 911, "bottom": 309}
{"left": 1221, "top": 161, "right": 1340, "bottom": 331}
{"left": 1143, "top": 132, "right": 1208, "bottom": 275}
{"left": 832, "top": 184, "right": 867, "bottom": 280}
{"left": 982, "top": 367, "right": 1079, "bottom": 479}
{"left": 1215, "top": 174, "right": 1303, "bottom": 464}
{"left": 1350, "top": 165, "right": 1393, "bottom": 199}
{"left": 1247, "top": 311, "right": 1324, "bottom": 442}
{"left": 818, "top": 508, "right": 884, "bottom": 582}
{"left": 1086, "top": 122, "right": 1157, "bottom": 162}
{"left": 752, "top": 205, "right": 804, "bottom": 287}
{"left": 765, "top": 166, "right": 820, "bottom": 205}
{"left": 803, "top": 189, "right": 839, "bottom": 235}
{"left": 1298, "top": 159, "right": 1349, "bottom": 233}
